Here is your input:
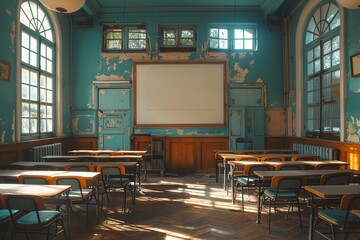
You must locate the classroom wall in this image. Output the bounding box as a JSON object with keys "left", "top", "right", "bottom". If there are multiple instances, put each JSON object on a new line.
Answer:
{"left": 287, "top": 0, "right": 360, "bottom": 143}
{"left": 71, "top": 11, "right": 285, "bottom": 139}
{"left": 0, "top": 0, "right": 72, "bottom": 143}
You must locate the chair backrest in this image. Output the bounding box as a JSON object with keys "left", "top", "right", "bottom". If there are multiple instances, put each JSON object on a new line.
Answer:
{"left": 270, "top": 176, "right": 303, "bottom": 193}
{"left": 18, "top": 175, "right": 51, "bottom": 185}
{"left": 64, "top": 164, "right": 94, "bottom": 172}
{"left": 235, "top": 156, "right": 260, "bottom": 161}
{"left": 314, "top": 163, "right": 341, "bottom": 170}
{"left": 244, "top": 164, "right": 273, "bottom": 177}
{"left": 291, "top": 155, "right": 319, "bottom": 161}
{"left": 260, "top": 156, "right": 286, "bottom": 162}
{"left": 1, "top": 194, "right": 46, "bottom": 211}
{"left": 53, "top": 176, "right": 86, "bottom": 189}
{"left": 275, "top": 164, "right": 305, "bottom": 171}
{"left": 320, "top": 172, "right": 354, "bottom": 185}
{"left": 97, "top": 164, "right": 126, "bottom": 177}
{"left": 340, "top": 194, "right": 360, "bottom": 211}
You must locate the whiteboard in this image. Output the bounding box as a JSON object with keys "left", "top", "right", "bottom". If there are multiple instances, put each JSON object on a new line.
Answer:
{"left": 134, "top": 62, "right": 226, "bottom": 127}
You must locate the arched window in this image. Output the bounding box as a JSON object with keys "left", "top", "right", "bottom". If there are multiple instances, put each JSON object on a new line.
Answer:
{"left": 19, "top": 1, "right": 55, "bottom": 139}
{"left": 304, "top": 3, "right": 341, "bottom": 140}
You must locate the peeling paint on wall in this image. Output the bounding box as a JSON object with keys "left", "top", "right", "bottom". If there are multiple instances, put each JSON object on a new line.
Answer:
{"left": 1, "top": 131, "right": 5, "bottom": 143}
{"left": 12, "top": 110, "right": 15, "bottom": 142}
{"left": 346, "top": 116, "right": 360, "bottom": 143}
{"left": 230, "top": 62, "right": 248, "bottom": 82}
{"left": 355, "top": 88, "right": 360, "bottom": 93}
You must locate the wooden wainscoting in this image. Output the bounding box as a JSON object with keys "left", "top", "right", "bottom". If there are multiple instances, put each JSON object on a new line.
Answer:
{"left": 265, "top": 136, "right": 360, "bottom": 170}
{"left": 165, "top": 137, "right": 228, "bottom": 173}
{"left": 0, "top": 137, "right": 97, "bottom": 168}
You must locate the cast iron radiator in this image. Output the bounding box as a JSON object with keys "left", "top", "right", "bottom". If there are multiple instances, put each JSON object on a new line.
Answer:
{"left": 292, "top": 143, "right": 338, "bottom": 160}
{"left": 28, "top": 143, "right": 62, "bottom": 162}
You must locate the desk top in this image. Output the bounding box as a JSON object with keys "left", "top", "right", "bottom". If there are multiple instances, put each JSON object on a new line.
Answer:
{"left": 228, "top": 160, "right": 349, "bottom": 168}
{"left": 220, "top": 153, "right": 319, "bottom": 161}
{"left": 0, "top": 170, "right": 100, "bottom": 180}
{"left": 10, "top": 161, "right": 138, "bottom": 170}
{"left": 214, "top": 149, "right": 298, "bottom": 155}
{"left": 0, "top": 183, "right": 71, "bottom": 199}
{"left": 254, "top": 169, "right": 354, "bottom": 180}
{"left": 40, "top": 154, "right": 143, "bottom": 162}
{"left": 68, "top": 150, "right": 147, "bottom": 156}
{"left": 304, "top": 185, "right": 360, "bottom": 199}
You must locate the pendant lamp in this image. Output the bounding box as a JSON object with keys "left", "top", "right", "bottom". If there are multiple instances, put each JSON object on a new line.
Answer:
{"left": 39, "top": 0, "right": 86, "bottom": 13}
{"left": 336, "top": 0, "right": 360, "bottom": 9}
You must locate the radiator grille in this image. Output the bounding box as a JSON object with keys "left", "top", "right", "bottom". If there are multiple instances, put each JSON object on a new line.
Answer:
{"left": 292, "top": 143, "right": 338, "bottom": 160}
{"left": 28, "top": 143, "right": 62, "bottom": 162}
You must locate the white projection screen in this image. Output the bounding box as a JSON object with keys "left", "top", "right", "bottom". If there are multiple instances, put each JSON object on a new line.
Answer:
{"left": 134, "top": 62, "right": 226, "bottom": 127}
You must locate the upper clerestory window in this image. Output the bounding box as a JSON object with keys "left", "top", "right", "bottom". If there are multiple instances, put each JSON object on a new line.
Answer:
{"left": 209, "top": 24, "right": 258, "bottom": 51}
{"left": 103, "top": 24, "right": 147, "bottom": 52}
{"left": 159, "top": 25, "right": 197, "bottom": 52}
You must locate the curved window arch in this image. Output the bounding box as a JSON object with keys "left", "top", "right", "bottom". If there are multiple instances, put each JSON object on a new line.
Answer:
{"left": 303, "top": 2, "right": 341, "bottom": 140}
{"left": 19, "top": 1, "right": 55, "bottom": 139}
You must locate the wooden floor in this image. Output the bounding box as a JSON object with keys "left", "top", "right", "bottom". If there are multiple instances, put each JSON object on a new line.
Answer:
{"left": 2, "top": 173, "right": 360, "bottom": 240}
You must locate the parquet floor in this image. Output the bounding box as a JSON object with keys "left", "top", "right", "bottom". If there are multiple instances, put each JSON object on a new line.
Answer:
{"left": 2, "top": 173, "right": 360, "bottom": 240}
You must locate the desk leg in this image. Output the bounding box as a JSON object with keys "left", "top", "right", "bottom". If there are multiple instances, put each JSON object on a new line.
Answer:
{"left": 96, "top": 178, "right": 100, "bottom": 224}
{"left": 308, "top": 195, "right": 314, "bottom": 240}
{"left": 223, "top": 159, "right": 227, "bottom": 190}
{"left": 256, "top": 184, "right": 262, "bottom": 224}
{"left": 136, "top": 163, "right": 141, "bottom": 191}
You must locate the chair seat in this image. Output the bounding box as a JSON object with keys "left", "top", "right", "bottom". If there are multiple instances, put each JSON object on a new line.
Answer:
{"left": 235, "top": 176, "right": 257, "bottom": 185}
{"left": 59, "top": 188, "right": 94, "bottom": 201}
{"left": 16, "top": 210, "right": 61, "bottom": 227}
{"left": 264, "top": 188, "right": 298, "bottom": 199}
{"left": 318, "top": 210, "right": 360, "bottom": 226}
{"left": 0, "top": 209, "right": 19, "bottom": 222}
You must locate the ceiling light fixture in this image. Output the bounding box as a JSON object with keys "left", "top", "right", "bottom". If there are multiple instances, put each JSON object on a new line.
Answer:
{"left": 39, "top": 0, "right": 86, "bottom": 13}
{"left": 336, "top": 0, "right": 360, "bottom": 9}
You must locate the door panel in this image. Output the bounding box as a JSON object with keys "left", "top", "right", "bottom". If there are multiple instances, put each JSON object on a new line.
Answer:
{"left": 98, "top": 88, "right": 131, "bottom": 150}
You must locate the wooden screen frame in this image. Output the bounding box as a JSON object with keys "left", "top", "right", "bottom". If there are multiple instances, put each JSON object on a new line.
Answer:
{"left": 133, "top": 61, "right": 227, "bottom": 128}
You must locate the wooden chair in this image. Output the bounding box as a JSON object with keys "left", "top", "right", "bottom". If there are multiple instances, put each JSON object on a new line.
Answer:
{"left": 63, "top": 163, "right": 95, "bottom": 172}
{"left": 97, "top": 164, "right": 135, "bottom": 213}
{"left": 262, "top": 176, "right": 304, "bottom": 233}
{"left": 313, "top": 194, "right": 360, "bottom": 240}
{"left": 260, "top": 156, "right": 286, "bottom": 162}
{"left": 0, "top": 196, "right": 20, "bottom": 240}
{"left": 234, "top": 156, "right": 260, "bottom": 161}
{"left": 0, "top": 194, "right": 67, "bottom": 240}
{"left": 52, "top": 176, "right": 97, "bottom": 225}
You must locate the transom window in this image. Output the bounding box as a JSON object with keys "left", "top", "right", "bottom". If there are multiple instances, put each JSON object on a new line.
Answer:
{"left": 209, "top": 24, "right": 257, "bottom": 51}
{"left": 159, "top": 25, "right": 197, "bottom": 51}
{"left": 103, "top": 24, "right": 147, "bottom": 51}
{"left": 20, "top": 1, "right": 55, "bottom": 138}
{"left": 304, "top": 3, "right": 340, "bottom": 140}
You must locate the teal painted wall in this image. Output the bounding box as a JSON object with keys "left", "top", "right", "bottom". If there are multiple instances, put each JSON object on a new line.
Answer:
{"left": 71, "top": 11, "right": 284, "bottom": 137}
{"left": 287, "top": 0, "right": 360, "bottom": 143}
{"left": 0, "top": 0, "right": 72, "bottom": 143}
{"left": 345, "top": 10, "right": 360, "bottom": 143}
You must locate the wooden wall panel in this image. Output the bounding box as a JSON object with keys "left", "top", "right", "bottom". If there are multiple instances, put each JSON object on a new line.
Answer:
{"left": 0, "top": 137, "right": 96, "bottom": 168}
{"left": 165, "top": 137, "right": 228, "bottom": 172}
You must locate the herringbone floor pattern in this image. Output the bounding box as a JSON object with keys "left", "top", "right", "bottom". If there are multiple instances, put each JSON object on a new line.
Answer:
{"left": 2, "top": 173, "right": 360, "bottom": 239}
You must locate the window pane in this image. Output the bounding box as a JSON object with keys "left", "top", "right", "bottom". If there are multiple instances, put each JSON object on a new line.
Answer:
{"left": 21, "top": 47, "right": 29, "bottom": 64}
{"left": 323, "top": 54, "right": 331, "bottom": 69}
{"left": 30, "top": 119, "right": 37, "bottom": 133}
{"left": 30, "top": 71, "right": 37, "bottom": 86}
{"left": 22, "top": 103, "right": 29, "bottom": 117}
{"left": 30, "top": 86, "right": 38, "bottom": 101}
{"left": 209, "top": 39, "right": 218, "bottom": 48}
{"left": 219, "top": 29, "right": 228, "bottom": 39}
{"left": 244, "top": 29, "right": 254, "bottom": 38}
{"left": 210, "top": 28, "right": 218, "bottom": 38}
{"left": 234, "top": 29, "right": 243, "bottom": 38}
{"left": 46, "top": 90, "right": 52, "bottom": 103}
{"left": 22, "top": 119, "right": 30, "bottom": 134}
{"left": 219, "top": 39, "right": 228, "bottom": 49}
{"left": 332, "top": 50, "right": 340, "bottom": 66}
{"left": 244, "top": 40, "right": 253, "bottom": 49}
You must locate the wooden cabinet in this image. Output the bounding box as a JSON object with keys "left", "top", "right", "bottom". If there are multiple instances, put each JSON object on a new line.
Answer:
{"left": 131, "top": 136, "right": 228, "bottom": 173}
{"left": 165, "top": 137, "right": 228, "bottom": 173}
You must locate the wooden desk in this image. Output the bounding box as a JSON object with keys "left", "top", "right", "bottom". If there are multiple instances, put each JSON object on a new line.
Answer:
{"left": 40, "top": 155, "right": 143, "bottom": 162}
{"left": 0, "top": 183, "right": 70, "bottom": 199}
{"left": 68, "top": 150, "right": 147, "bottom": 156}
{"left": 305, "top": 185, "right": 360, "bottom": 240}
{"left": 351, "top": 210, "right": 360, "bottom": 218}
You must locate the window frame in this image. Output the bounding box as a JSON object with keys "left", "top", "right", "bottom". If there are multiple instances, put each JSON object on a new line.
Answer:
{"left": 159, "top": 25, "right": 197, "bottom": 52}
{"left": 303, "top": 2, "right": 341, "bottom": 141}
{"left": 208, "top": 24, "right": 258, "bottom": 51}
{"left": 102, "top": 24, "right": 147, "bottom": 52}
{"left": 19, "top": 1, "right": 56, "bottom": 140}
